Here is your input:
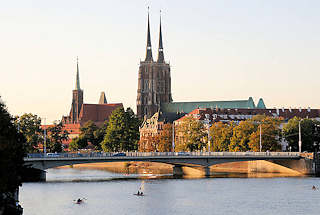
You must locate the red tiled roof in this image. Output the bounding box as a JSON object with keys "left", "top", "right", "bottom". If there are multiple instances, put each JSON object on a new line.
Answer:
{"left": 176, "top": 108, "right": 320, "bottom": 122}
{"left": 79, "top": 103, "right": 123, "bottom": 126}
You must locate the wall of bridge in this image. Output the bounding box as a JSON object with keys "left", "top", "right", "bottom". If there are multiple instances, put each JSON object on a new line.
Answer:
{"left": 24, "top": 152, "right": 315, "bottom": 180}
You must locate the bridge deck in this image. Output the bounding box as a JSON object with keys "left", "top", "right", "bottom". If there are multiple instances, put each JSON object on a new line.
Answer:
{"left": 25, "top": 152, "right": 301, "bottom": 161}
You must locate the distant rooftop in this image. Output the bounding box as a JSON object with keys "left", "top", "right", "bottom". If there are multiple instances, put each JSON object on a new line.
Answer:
{"left": 160, "top": 97, "right": 264, "bottom": 114}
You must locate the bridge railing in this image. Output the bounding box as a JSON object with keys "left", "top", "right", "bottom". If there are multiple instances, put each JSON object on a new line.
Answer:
{"left": 26, "top": 151, "right": 301, "bottom": 159}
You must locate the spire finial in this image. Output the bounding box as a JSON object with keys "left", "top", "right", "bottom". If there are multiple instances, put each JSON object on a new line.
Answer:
{"left": 145, "top": 7, "right": 153, "bottom": 61}
{"left": 75, "top": 57, "right": 81, "bottom": 90}
{"left": 157, "top": 10, "right": 164, "bottom": 63}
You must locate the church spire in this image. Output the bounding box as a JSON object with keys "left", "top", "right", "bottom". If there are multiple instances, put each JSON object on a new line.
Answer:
{"left": 75, "top": 57, "right": 81, "bottom": 90}
{"left": 145, "top": 7, "right": 153, "bottom": 61}
{"left": 157, "top": 11, "right": 164, "bottom": 63}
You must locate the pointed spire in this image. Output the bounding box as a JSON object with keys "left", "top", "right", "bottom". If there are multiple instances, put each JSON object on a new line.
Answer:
{"left": 157, "top": 10, "right": 164, "bottom": 63}
{"left": 99, "top": 92, "right": 107, "bottom": 104}
{"left": 145, "top": 7, "right": 153, "bottom": 61}
{"left": 75, "top": 57, "right": 81, "bottom": 90}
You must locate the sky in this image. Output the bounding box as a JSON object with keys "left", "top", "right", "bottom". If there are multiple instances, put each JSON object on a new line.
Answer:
{"left": 1, "top": 0, "right": 320, "bottom": 124}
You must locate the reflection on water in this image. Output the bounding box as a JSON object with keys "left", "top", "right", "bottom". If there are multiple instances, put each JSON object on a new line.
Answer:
{"left": 20, "top": 168, "right": 320, "bottom": 215}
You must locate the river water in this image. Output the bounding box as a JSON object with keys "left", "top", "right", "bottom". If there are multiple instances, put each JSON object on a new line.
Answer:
{"left": 20, "top": 168, "right": 320, "bottom": 215}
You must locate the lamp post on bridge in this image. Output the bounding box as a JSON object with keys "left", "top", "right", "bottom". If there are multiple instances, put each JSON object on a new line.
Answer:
{"left": 259, "top": 123, "right": 262, "bottom": 152}
{"left": 172, "top": 121, "right": 175, "bottom": 153}
{"left": 298, "top": 120, "right": 302, "bottom": 153}
{"left": 43, "top": 118, "right": 47, "bottom": 156}
{"left": 204, "top": 115, "right": 211, "bottom": 152}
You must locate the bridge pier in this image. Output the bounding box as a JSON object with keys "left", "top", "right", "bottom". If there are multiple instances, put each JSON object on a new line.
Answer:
{"left": 22, "top": 168, "right": 46, "bottom": 182}
{"left": 204, "top": 166, "right": 211, "bottom": 177}
{"left": 173, "top": 165, "right": 183, "bottom": 177}
{"left": 314, "top": 152, "right": 320, "bottom": 177}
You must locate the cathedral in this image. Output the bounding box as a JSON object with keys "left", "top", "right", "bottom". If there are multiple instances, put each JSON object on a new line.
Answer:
{"left": 136, "top": 12, "right": 172, "bottom": 119}
{"left": 136, "top": 12, "right": 266, "bottom": 121}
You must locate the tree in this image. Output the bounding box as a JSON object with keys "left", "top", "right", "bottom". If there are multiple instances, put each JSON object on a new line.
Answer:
{"left": 101, "top": 107, "right": 140, "bottom": 152}
{"left": 209, "top": 121, "right": 234, "bottom": 152}
{"left": 248, "top": 116, "right": 282, "bottom": 152}
{"left": 93, "top": 121, "right": 108, "bottom": 150}
{"left": 80, "top": 120, "right": 97, "bottom": 145}
{"left": 14, "top": 113, "right": 42, "bottom": 153}
{"left": 69, "top": 137, "right": 88, "bottom": 151}
{"left": 229, "top": 120, "right": 256, "bottom": 152}
{"left": 47, "top": 121, "right": 69, "bottom": 153}
{"left": 175, "top": 116, "right": 206, "bottom": 152}
{"left": 283, "top": 117, "right": 320, "bottom": 152}
{"left": 0, "top": 97, "right": 25, "bottom": 207}
{"left": 158, "top": 123, "right": 173, "bottom": 152}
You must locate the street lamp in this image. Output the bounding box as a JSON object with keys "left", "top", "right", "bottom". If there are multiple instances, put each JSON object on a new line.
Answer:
{"left": 205, "top": 117, "right": 211, "bottom": 152}
{"left": 298, "top": 120, "right": 302, "bottom": 153}
{"left": 43, "top": 118, "right": 47, "bottom": 156}
{"left": 172, "top": 121, "right": 175, "bottom": 153}
{"left": 259, "top": 123, "right": 262, "bottom": 152}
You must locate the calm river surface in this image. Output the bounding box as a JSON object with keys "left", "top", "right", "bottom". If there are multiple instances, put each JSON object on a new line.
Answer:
{"left": 20, "top": 168, "right": 320, "bottom": 215}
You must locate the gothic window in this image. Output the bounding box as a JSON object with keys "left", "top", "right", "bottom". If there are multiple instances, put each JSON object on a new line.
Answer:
{"left": 158, "top": 80, "right": 165, "bottom": 93}
{"left": 144, "top": 107, "right": 148, "bottom": 115}
{"left": 144, "top": 80, "right": 148, "bottom": 92}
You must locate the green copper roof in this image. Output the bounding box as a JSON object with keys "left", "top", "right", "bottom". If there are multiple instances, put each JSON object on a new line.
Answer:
{"left": 257, "top": 98, "right": 266, "bottom": 109}
{"left": 160, "top": 97, "right": 262, "bottom": 113}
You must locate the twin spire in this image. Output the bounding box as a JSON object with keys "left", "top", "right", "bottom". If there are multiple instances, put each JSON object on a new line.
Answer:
{"left": 145, "top": 9, "right": 165, "bottom": 63}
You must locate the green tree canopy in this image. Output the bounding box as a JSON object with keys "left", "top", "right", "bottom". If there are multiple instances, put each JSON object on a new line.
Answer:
{"left": 175, "top": 116, "right": 206, "bottom": 152}
{"left": 210, "top": 121, "right": 234, "bottom": 152}
{"left": 0, "top": 98, "right": 25, "bottom": 197}
{"left": 229, "top": 120, "right": 256, "bottom": 152}
{"left": 248, "top": 116, "right": 282, "bottom": 152}
{"left": 14, "top": 113, "right": 42, "bottom": 153}
{"left": 46, "top": 121, "right": 69, "bottom": 153}
{"left": 101, "top": 107, "right": 140, "bottom": 152}
{"left": 283, "top": 117, "right": 320, "bottom": 152}
{"left": 69, "top": 137, "right": 88, "bottom": 151}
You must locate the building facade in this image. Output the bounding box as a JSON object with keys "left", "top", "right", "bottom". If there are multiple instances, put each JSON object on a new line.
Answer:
{"left": 60, "top": 59, "right": 123, "bottom": 147}
{"left": 136, "top": 12, "right": 172, "bottom": 119}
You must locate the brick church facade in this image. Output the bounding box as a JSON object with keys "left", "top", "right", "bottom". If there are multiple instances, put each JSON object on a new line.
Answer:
{"left": 136, "top": 12, "right": 172, "bottom": 119}
{"left": 61, "top": 59, "right": 123, "bottom": 143}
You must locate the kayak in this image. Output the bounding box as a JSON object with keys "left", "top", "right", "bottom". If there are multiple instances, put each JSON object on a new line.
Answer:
{"left": 133, "top": 193, "right": 145, "bottom": 196}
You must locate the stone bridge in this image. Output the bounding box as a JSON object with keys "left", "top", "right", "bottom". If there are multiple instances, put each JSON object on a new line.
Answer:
{"left": 24, "top": 152, "right": 316, "bottom": 181}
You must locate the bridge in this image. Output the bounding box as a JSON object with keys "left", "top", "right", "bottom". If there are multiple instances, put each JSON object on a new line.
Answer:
{"left": 24, "top": 152, "right": 316, "bottom": 181}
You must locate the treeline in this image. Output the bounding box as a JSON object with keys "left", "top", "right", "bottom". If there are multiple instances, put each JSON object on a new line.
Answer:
{"left": 140, "top": 115, "right": 320, "bottom": 152}
{"left": 70, "top": 108, "right": 140, "bottom": 152}
{"left": 14, "top": 109, "right": 320, "bottom": 153}
{"left": 0, "top": 97, "right": 25, "bottom": 214}
{"left": 15, "top": 107, "right": 140, "bottom": 153}
{"left": 14, "top": 114, "right": 69, "bottom": 153}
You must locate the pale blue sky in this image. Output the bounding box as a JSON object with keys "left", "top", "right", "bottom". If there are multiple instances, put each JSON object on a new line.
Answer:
{"left": 1, "top": 0, "right": 320, "bottom": 123}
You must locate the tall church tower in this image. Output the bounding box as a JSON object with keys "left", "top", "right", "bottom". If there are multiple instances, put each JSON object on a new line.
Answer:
{"left": 70, "top": 58, "right": 83, "bottom": 123}
{"left": 137, "top": 11, "right": 172, "bottom": 119}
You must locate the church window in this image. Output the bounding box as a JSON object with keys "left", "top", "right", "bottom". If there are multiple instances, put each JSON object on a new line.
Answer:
{"left": 144, "top": 80, "right": 149, "bottom": 92}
